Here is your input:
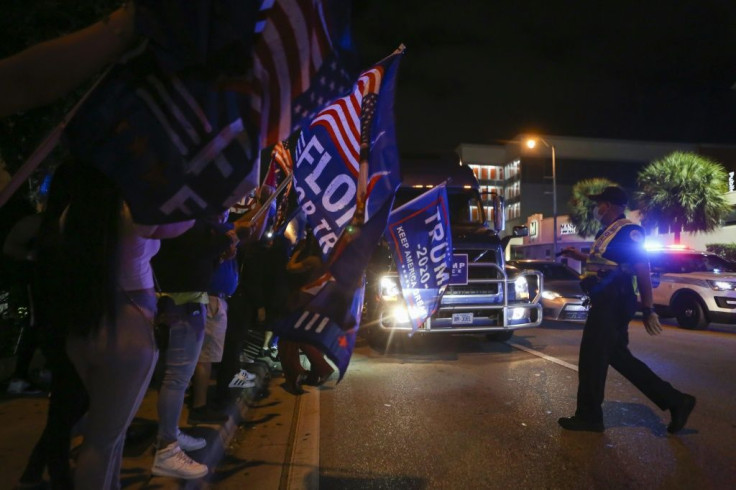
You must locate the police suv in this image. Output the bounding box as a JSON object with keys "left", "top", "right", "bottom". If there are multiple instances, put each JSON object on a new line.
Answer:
{"left": 647, "top": 246, "right": 736, "bottom": 329}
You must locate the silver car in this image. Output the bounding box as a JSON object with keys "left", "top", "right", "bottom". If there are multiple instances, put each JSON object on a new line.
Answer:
{"left": 507, "top": 260, "right": 589, "bottom": 322}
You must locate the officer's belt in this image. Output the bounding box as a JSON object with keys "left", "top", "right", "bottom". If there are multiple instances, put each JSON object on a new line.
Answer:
{"left": 585, "top": 263, "right": 619, "bottom": 276}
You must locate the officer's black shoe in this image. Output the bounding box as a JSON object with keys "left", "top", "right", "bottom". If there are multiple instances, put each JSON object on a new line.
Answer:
{"left": 558, "top": 416, "right": 604, "bottom": 433}
{"left": 667, "top": 394, "right": 696, "bottom": 434}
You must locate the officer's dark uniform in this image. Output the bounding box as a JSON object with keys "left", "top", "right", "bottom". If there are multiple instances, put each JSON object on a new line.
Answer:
{"left": 574, "top": 214, "right": 685, "bottom": 425}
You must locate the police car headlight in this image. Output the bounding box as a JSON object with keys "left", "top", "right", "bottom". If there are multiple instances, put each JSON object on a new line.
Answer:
{"left": 708, "top": 280, "right": 736, "bottom": 291}
{"left": 542, "top": 290, "right": 562, "bottom": 300}
{"left": 380, "top": 276, "right": 401, "bottom": 300}
{"left": 514, "top": 276, "right": 530, "bottom": 301}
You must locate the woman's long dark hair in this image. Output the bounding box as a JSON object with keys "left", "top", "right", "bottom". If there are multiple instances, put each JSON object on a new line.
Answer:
{"left": 54, "top": 162, "right": 122, "bottom": 337}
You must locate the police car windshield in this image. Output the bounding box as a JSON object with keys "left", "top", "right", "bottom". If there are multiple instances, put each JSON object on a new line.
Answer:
{"left": 394, "top": 187, "right": 484, "bottom": 226}
{"left": 649, "top": 252, "right": 736, "bottom": 273}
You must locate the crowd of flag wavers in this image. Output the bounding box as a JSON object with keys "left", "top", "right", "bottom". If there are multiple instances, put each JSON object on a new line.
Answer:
{"left": 0, "top": 2, "right": 418, "bottom": 487}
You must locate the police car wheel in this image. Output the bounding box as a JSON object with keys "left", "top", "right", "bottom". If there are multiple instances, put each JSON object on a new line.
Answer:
{"left": 674, "top": 294, "right": 708, "bottom": 330}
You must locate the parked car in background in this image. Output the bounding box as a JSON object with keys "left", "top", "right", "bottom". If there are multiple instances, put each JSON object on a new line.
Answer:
{"left": 647, "top": 246, "right": 736, "bottom": 330}
{"left": 507, "top": 260, "right": 589, "bottom": 322}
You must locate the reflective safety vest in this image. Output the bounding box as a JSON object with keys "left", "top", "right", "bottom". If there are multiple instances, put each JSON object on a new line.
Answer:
{"left": 583, "top": 218, "right": 638, "bottom": 292}
{"left": 583, "top": 218, "right": 632, "bottom": 278}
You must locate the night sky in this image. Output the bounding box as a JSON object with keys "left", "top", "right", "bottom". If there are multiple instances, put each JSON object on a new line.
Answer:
{"left": 351, "top": 1, "right": 736, "bottom": 156}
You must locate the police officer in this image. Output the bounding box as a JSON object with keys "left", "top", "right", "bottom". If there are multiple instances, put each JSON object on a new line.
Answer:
{"left": 557, "top": 186, "right": 696, "bottom": 433}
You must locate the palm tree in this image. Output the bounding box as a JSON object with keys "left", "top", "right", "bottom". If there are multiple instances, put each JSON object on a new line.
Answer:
{"left": 567, "top": 178, "right": 620, "bottom": 238}
{"left": 636, "top": 152, "right": 731, "bottom": 244}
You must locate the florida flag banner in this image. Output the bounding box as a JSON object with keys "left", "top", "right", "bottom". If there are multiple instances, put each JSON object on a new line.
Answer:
{"left": 292, "top": 47, "right": 402, "bottom": 260}
{"left": 384, "top": 183, "right": 453, "bottom": 332}
{"left": 273, "top": 47, "right": 404, "bottom": 379}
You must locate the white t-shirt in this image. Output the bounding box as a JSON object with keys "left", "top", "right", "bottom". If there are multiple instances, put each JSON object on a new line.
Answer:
{"left": 118, "top": 233, "right": 160, "bottom": 291}
{"left": 117, "top": 204, "right": 194, "bottom": 291}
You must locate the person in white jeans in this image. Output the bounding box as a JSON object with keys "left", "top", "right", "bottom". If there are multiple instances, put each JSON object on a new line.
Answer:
{"left": 54, "top": 163, "right": 194, "bottom": 489}
{"left": 67, "top": 289, "right": 159, "bottom": 489}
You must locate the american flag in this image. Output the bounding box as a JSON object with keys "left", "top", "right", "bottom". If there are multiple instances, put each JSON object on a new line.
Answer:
{"left": 296, "top": 65, "right": 386, "bottom": 179}
{"left": 271, "top": 48, "right": 403, "bottom": 379}
{"left": 252, "top": 0, "right": 353, "bottom": 149}
{"left": 290, "top": 51, "right": 353, "bottom": 133}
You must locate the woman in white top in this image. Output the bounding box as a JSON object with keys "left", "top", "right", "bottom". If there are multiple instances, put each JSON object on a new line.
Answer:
{"left": 57, "top": 163, "right": 192, "bottom": 490}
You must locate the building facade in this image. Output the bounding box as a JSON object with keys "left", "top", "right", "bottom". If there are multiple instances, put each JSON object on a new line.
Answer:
{"left": 456, "top": 135, "right": 736, "bottom": 261}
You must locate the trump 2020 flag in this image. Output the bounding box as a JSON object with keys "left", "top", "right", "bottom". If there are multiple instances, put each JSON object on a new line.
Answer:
{"left": 273, "top": 47, "right": 404, "bottom": 379}
{"left": 384, "top": 183, "right": 453, "bottom": 332}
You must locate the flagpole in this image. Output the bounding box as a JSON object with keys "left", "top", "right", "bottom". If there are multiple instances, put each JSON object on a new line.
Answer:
{"left": 353, "top": 43, "right": 405, "bottom": 227}
{"left": 0, "top": 63, "right": 116, "bottom": 208}
{"left": 246, "top": 171, "right": 293, "bottom": 224}
{"left": 379, "top": 43, "right": 406, "bottom": 63}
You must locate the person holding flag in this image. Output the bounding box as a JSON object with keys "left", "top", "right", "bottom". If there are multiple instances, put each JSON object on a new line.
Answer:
{"left": 271, "top": 45, "right": 405, "bottom": 379}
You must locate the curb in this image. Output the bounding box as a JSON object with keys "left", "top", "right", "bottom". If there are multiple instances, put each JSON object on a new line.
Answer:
{"left": 182, "top": 361, "right": 271, "bottom": 489}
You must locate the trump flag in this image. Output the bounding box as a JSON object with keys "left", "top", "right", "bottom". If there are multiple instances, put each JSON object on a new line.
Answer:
{"left": 384, "top": 183, "right": 453, "bottom": 332}
{"left": 273, "top": 47, "right": 404, "bottom": 379}
{"left": 292, "top": 47, "right": 403, "bottom": 260}
{"left": 59, "top": 0, "right": 355, "bottom": 225}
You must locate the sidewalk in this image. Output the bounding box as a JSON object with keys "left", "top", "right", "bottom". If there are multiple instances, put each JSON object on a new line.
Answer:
{"left": 0, "top": 358, "right": 274, "bottom": 490}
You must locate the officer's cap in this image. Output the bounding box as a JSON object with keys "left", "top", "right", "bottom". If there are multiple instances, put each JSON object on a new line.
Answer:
{"left": 587, "top": 186, "right": 628, "bottom": 206}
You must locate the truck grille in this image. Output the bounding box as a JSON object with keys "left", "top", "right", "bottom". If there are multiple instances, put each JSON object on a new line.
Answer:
{"left": 446, "top": 284, "right": 500, "bottom": 295}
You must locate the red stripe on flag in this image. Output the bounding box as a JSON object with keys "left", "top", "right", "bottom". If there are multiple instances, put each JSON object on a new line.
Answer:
{"left": 254, "top": 0, "right": 333, "bottom": 148}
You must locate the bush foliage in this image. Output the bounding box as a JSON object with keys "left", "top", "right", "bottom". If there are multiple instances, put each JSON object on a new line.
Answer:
{"left": 706, "top": 243, "right": 736, "bottom": 263}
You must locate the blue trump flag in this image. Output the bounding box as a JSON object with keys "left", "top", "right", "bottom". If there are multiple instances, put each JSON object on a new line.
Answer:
{"left": 273, "top": 47, "right": 404, "bottom": 379}
{"left": 60, "top": 1, "right": 355, "bottom": 225}
{"left": 384, "top": 183, "right": 453, "bottom": 332}
{"left": 292, "top": 47, "right": 403, "bottom": 260}
{"left": 63, "top": 0, "right": 269, "bottom": 225}
{"left": 64, "top": 49, "right": 261, "bottom": 225}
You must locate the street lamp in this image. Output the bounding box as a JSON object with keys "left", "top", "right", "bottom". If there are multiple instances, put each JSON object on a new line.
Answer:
{"left": 525, "top": 137, "right": 557, "bottom": 259}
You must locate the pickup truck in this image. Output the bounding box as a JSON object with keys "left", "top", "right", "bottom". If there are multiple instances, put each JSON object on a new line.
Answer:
{"left": 364, "top": 160, "right": 542, "bottom": 347}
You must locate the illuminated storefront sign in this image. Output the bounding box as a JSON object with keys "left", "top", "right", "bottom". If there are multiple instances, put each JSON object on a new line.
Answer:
{"left": 560, "top": 222, "right": 577, "bottom": 235}
{"left": 529, "top": 220, "right": 538, "bottom": 238}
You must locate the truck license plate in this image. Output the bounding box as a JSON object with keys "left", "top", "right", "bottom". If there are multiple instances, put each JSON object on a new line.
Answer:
{"left": 452, "top": 313, "right": 474, "bottom": 325}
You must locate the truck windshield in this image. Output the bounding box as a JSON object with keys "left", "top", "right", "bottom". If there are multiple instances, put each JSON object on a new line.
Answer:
{"left": 395, "top": 188, "right": 484, "bottom": 225}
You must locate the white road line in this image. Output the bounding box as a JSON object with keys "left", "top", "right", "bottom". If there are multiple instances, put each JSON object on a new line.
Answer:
{"left": 508, "top": 342, "right": 579, "bottom": 372}
{"left": 283, "top": 386, "right": 321, "bottom": 490}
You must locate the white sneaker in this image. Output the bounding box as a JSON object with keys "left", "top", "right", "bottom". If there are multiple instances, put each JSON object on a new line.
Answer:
{"left": 7, "top": 379, "right": 42, "bottom": 395}
{"left": 228, "top": 369, "right": 256, "bottom": 388}
{"left": 239, "top": 351, "right": 255, "bottom": 364}
{"left": 177, "top": 429, "right": 206, "bottom": 451}
{"left": 152, "top": 442, "right": 208, "bottom": 480}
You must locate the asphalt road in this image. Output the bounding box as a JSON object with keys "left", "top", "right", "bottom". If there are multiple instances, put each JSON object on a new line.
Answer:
{"left": 220, "top": 318, "right": 736, "bottom": 489}
{"left": 4, "top": 318, "right": 733, "bottom": 489}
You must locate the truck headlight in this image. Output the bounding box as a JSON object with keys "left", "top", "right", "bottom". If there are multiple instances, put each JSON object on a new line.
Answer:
{"left": 509, "top": 307, "right": 527, "bottom": 320}
{"left": 391, "top": 304, "right": 410, "bottom": 323}
{"left": 541, "top": 290, "right": 562, "bottom": 300}
{"left": 514, "top": 276, "right": 530, "bottom": 301}
{"left": 707, "top": 280, "right": 736, "bottom": 291}
{"left": 380, "top": 276, "right": 401, "bottom": 301}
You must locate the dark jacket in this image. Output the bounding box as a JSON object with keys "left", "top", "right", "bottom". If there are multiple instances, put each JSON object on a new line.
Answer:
{"left": 152, "top": 220, "right": 232, "bottom": 293}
